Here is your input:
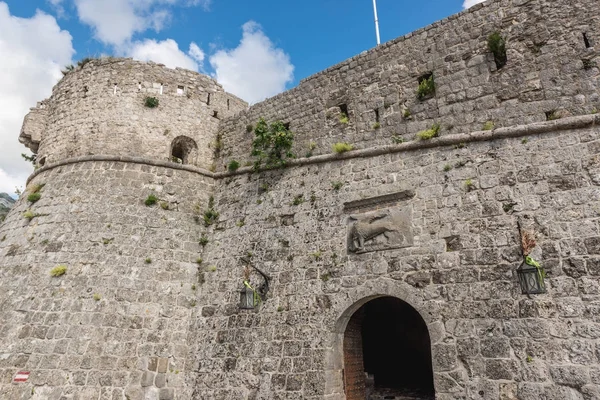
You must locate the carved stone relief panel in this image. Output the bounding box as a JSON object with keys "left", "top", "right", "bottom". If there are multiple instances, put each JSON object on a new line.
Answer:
{"left": 346, "top": 208, "right": 413, "bottom": 254}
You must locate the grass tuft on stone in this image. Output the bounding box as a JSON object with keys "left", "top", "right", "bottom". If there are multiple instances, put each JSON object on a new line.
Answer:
{"left": 145, "top": 194, "right": 158, "bottom": 206}
{"left": 50, "top": 265, "right": 67, "bottom": 277}
{"left": 332, "top": 142, "right": 354, "bottom": 154}
{"left": 416, "top": 123, "right": 441, "bottom": 140}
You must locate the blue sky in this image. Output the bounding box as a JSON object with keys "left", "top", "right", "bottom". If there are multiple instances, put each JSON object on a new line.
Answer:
{"left": 0, "top": 0, "right": 484, "bottom": 194}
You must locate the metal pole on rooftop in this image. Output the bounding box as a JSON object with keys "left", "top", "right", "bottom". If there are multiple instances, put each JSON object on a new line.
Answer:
{"left": 373, "top": 0, "right": 381, "bottom": 45}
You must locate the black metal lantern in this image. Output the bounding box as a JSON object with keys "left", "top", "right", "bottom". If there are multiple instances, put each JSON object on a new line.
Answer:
{"left": 517, "top": 260, "right": 546, "bottom": 295}
{"left": 239, "top": 284, "right": 256, "bottom": 309}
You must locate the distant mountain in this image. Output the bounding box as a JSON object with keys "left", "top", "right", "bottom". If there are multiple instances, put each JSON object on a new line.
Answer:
{"left": 0, "top": 193, "right": 16, "bottom": 222}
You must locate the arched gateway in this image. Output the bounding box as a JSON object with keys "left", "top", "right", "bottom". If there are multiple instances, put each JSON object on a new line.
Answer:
{"left": 327, "top": 294, "right": 436, "bottom": 400}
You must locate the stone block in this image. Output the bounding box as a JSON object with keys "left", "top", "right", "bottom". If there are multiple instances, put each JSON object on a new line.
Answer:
{"left": 550, "top": 365, "right": 589, "bottom": 388}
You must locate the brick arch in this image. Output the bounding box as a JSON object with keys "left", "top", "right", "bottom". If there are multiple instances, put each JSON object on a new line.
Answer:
{"left": 323, "top": 278, "right": 447, "bottom": 400}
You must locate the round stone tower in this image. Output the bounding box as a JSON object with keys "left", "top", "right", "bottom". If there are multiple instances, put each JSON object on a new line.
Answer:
{"left": 19, "top": 58, "right": 246, "bottom": 170}
{"left": 0, "top": 58, "right": 246, "bottom": 400}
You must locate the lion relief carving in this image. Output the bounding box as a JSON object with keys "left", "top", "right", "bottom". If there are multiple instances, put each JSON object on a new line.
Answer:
{"left": 347, "top": 209, "right": 413, "bottom": 253}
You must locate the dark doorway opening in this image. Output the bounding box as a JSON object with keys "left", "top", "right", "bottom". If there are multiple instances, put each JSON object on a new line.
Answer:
{"left": 170, "top": 136, "right": 198, "bottom": 165}
{"left": 343, "top": 296, "right": 435, "bottom": 400}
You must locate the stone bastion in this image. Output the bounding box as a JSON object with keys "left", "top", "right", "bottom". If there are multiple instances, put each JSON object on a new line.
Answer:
{"left": 19, "top": 58, "right": 247, "bottom": 171}
{"left": 1, "top": 0, "right": 600, "bottom": 399}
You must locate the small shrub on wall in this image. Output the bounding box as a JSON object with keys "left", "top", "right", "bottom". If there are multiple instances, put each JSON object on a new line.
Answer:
{"left": 251, "top": 118, "right": 294, "bottom": 170}
{"left": 488, "top": 32, "right": 507, "bottom": 69}
{"left": 144, "top": 97, "right": 159, "bottom": 108}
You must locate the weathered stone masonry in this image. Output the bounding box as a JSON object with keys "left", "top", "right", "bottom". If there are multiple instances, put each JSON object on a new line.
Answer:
{"left": 1, "top": 0, "right": 600, "bottom": 399}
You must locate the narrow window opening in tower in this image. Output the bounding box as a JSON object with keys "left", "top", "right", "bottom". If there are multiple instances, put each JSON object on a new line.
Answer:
{"left": 339, "top": 104, "right": 349, "bottom": 120}
{"left": 227, "top": 99, "right": 230, "bottom": 110}
{"left": 583, "top": 32, "right": 591, "bottom": 48}
{"left": 170, "top": 136, "right": 198, "bottom": 165}
{"left": 207, "top": 93, "right": 211, "bottom": 105}
{"left": 114, "top": 84, "right": 118, "bottom": 95}
{"left": 38, "top": 156, "right": 46, "bottom": 167}
{"left": 213, "top": 111, "right": 219, "bottom": 119}
{"left": 375, "top": 109, "right": 380, "bottom": 123}
{"left": 177, "top": 86, "right": 185, "bottom": 95}
{"left": 160, "top": 84, "right": 163, "bottom": 95}
{"left": 138, "top": 82, "right": 142, "bottom": 91}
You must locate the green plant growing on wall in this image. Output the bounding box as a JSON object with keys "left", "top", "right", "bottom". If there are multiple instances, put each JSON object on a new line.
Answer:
{"left": 416, "top": 123, "right": 441, "bottom": 140}
{"left": 199, "top": 234, "right": 209, "bottom": 247}
{"left": 144, "top": 194, "right": 158, "bottom": 206}
{"left": 77, "top": 57, "right": 94, "bottom": 68}
{"left": 21, "top": 153, "right": 37, "bottom": 166}
{"left": 443, "top": 164, "right": 452, "bottom": 172}
{"left": 522, "top": 138, "right": 529, "bottom": 144}
{"left": 144, "top": 96, "right": 159, "bottom": 108}
{"left": 251, "top": 118, "right": 295, "bottom": 170}
{"left": 464, "top": 179, "right": 475, "bottom": 191}
{"left": 402, "top": 108, "right": 412, "bottom": 119}
{"left": 416, "top": 74, "right": 435, "bottom": 100}
{"left": 228, "top": 160, "right": 240, "bottom": 172}
{"left": 546, "top": 110, "right": 561, "bottom": 121}
{"left": 93, "top": 293, "right": 101, "bottom": 301}
{"left": 331, "top": 181, "right": 344, "bottom": 191}
{"left": 61, "top": 64, "right": 75, "bottom": 75}
{"left": 160, "top": 202, "right": 169, "bottom": 210}
{"left": 332, "top": 142, "right": 354, "bottom": 154}
{"left": 526, "top": 355, "right": 534, "bottom": 363}
{"left": 203, "top": 196, "right": 219, "bottom": 226}
{"left": 50, "top": 265, "right": 67, "bottom": 277}
{"left": 392, "top": 135, "right": 405, "bottom": 144}
{"left": 339, "top": 113, "right": 349, "bottom": 124}
{"left": 488, "top": 32, "right": 507, "bottom": 69}
{"left": 212, "top": 134, "right": 223, "bottom": 159}
{"left": 305, "top": 141, "right": 317, "bottom": 158}
{"left": 145, "top": 258, "right": 152, "bottom": 264}
{"left": 23, "top": 210, "right": 38, "bottom": 221}
{"left": 27, "top": 192, "right": 41, "bottom": 203}
{"left": 292, "top": 195, "right": 304, "bottom": 206}
{"left": 483, "top": 121, "right": 495, "bottom": 131}
{"left": 236, "top": 219, "right": 245, "bottom": 227}
{"left": 373, "top": 122, "right": 381, "bottom": 130}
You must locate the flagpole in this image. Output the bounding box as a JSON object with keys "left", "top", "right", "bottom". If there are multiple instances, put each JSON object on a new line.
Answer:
{"left": 372, "top": 0, "right": 381, "bottom": 45}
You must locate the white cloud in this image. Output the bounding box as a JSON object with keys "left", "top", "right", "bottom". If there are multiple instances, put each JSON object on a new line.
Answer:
{"left": 463, "top": 0, "right": 486, "bottom": 9}
{"left": 188, "top": 42, "right": 205, "bottom": 63}
{"left": 209, "top": 21, "right": 294, "bottom": 104}
{"left": 0, "top": 2, "right": 74, "bottom": 194}
{"left": 73, "top": 0, "right": 211, "bottom": 46}
{"left": 128, "top": 39, "right": 203, "bottom": 70}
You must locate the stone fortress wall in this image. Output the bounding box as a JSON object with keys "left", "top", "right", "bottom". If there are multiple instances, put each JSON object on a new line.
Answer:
{"left": 20, "top": 58, "right": 247, "bottom": 170}
{"left": 216, "top": 0, "right": 600, "bottom": 171}
{"left": 1, "top": 0, "right": 600, "bottom": 399}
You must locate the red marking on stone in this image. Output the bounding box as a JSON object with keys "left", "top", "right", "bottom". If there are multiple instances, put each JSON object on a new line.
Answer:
{"left": 13, "top": 371, "right": 30, "bottom": 382}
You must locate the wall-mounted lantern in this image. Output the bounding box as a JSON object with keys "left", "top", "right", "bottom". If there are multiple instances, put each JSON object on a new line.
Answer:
{"left": 517, "top": 221, "right": 546, "bottom": 295}
{"left": 517, "top": 259, "right": 546, "bottom": 295}
{"left": 238, "top": 258, "right": 271, "bottom": 310}
{"left": 239, "top": 283, "right": 256, "bottom": 310}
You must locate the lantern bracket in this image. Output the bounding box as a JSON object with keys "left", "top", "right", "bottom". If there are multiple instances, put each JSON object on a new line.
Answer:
{"left": 240, "top": 257, "right": 271, "bottom": 299}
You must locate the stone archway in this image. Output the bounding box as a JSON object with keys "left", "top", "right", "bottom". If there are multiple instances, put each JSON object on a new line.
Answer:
{"left": 343, "top": 296, "right": 435, "bottom": 400}
{"left": 170, "top": 136, "right": 198, "bottom": 165}
{"left": 324, "top": 280, "right": 445, "bottom": 400}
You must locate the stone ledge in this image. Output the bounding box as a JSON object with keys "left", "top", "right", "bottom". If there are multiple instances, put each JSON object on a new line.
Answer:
{"left": 27, "top": 114, "right": 599, "bottom": 185}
